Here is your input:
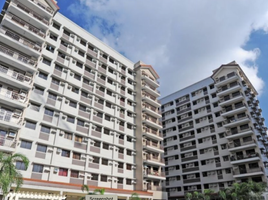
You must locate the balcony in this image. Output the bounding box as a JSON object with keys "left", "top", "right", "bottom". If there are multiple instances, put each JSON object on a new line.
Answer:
{"left": 144, "top": 170, "right": 165, "bottom": 180}
{"left": 183, "top": 177, "right": 201, "bottom": 184}
{"left": 143, "top": 154, "right": 165, "bottom": 166}
{"left": 215, "top": 72, "right": 239, "bottom": 87}
{"left": 233, "top": 167, "right": 264, "bottom": 178}
{"left": 3, "top": 13, "right": 46, "bottom": 40}
{"left": 177, "top": 107, "right": 191, "bottom": 115}
{"left": 0, "top": 64, "right": 32, "bottom": 89}
{"left": 147, "top": 185, "right": 165, "bottom": 191}
{"left": 221, "top": 103, "right": 247, "bottom": 117}
{"left": 228, "top": 140, "right": 257, "bottom": 152}
{"left": 182, "top": 166, "right": 199, "bottom": 173}
{"left": 217, "top": 82, "right": 241, "bottom": 96}
{"left": 29, "top": 0, "right": 54, "bottom": 15}
{"left": 0, "top": 43, "right": 37, "bottom": 72}
{"left": 0, "top": 87, "right": 27, "bottom": 108}
{"left": 180, "top": 134, "right": 195, "bottom": 142}
{"left": 181, "top": 155, "right": 198, "bottom": 162}
{"left": 176, "top": 98, "right": 190, "bottom": 107}
{"left": 226, "top": 127, "right": 253, "bottom": 139}
{"left": 142, "top": 83, "right": 160, "bottom": 97}
{"left": 11, "top": 1, "right": 49, "bottom": 27}
{"left": 0, "top": 110, "right": 22, "bottom": 129}
{"left": 0, "top": 27, "right": 41, "bottom": 55}
{"left": 142, "top": 72, "right": 159, "bottom": 88}
{"left": 180, "top": 144, "right": 196, "bottom": 152}
{"left": 142, "top": 103, "right": 161, "bottom": 118}
{"left": 179, "top": 124, "right": 194, "bottom": 132}
{"left": 142, "top": 92, "right": 161, "bottom": 107}
{"left": 143, "top": 140, "right": 164, "bottom": 153}
{"left": 0, "top": 136, "right": 16, "bottom": 152}
{"left": 143, "top": 127, "right": 163, "bottom": 141}
{"left": 230, "top": 153, "right": 260, "bottom": 165}
{"left": 219, "top": 92, "right": 244, "bottom": 106}
{"left": 143, "top": 116, "right": 162, "bottom": 129}
{"left": 223, "top": 115, "right": 250, "bottom": 128}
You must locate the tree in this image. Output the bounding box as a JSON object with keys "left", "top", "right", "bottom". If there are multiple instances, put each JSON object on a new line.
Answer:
{"left": 80, "top": 185, "right": 105, "bottom": 200}
{"left": 0, "top": 152, "right": 29, "bottom": 196}
{"left": 130, "top": 193, "right": 141, "bottom": 200}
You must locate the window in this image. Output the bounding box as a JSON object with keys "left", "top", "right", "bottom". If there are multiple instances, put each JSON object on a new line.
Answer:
{"left": 75, "top": 135, "right": 82, "bottom": 143}
{"left": 55, "top": 64, "right": 62, "bottom": 72}
{"left": 126, "top": 179, "right": 132, "bottom": 185}
{"left": 127, "top": 150, "right": 132, "bottom": 156}
{"left": 42, "top": 58, "right": 51, "bottom": 66}
{"left": 59, "top": 168, "right": 68, "bottom": 176}
{"left": 118, "top": 162, "right": 123, "bottom": 169}
{"left": 61, "top": 149, "right": 70, "bottom": 157}
{"left": 73, "top": 152, "right": 81, "bottom": 160}
{"left": 223, "top": 156, "right": 229, "bottom": 161}
{"left": 44, "top": 108, "right": 54, "bottom": 116}
{"left": 34, "top": 87, "right": 44, "bottom": 95}
{"left": 41, "top": 126, "right": 50, "bottom": 134}
{"left": 106, "top": 90, "right": 112, "bottom": 96}
{"left": 49, "top": 33, "right": 58, "bottom": 41}
{"left": 52, "top": 78, "right": 60, "bottom": 85}
{"left": 67, "top": 116, "right": 75, "bottom": 123}
{"left": 79, "top": 104, "right": 87, "bottom": 112}
{"left": 16, "top": 161, "right": 26, "bottom": 170}
{"left": 64, "top": 132, "right": 73, "bottom": 140}
{"left": 77, "top": 119, "right": 85, "bottom": 126}
{"left": 101, "top": 175, "right": 107, "bottom": 182}
{"left": 106, "top": 102, "right": 112, "bottom": 108}
{"left": 46, "top": 45, "right": 55, "bottom": 53}
{"left": 93, "top": 157, "right": 100, "bottom": 164}
{"left": 30, "top": 103, "right": 40, "bottom": 112}
{"left": 225, "top": 168, "right": 231, "bottom": 174}
{"left": 71, "top": 170, "right": 79, "bottom": 178}
{"left": 37, "top": 144, "right": 47, "bottom": 153}
{"left": 69, "top": 101, "right": 77, "bottom": 108}
{"left": 118, "top": 178, "right": 123, "bottom": 184}
{"left": 25, "top": 121, "right": 36, "bottom": 130}
{"left": 102, "top": 158, "right": 108, "bottom": 165}
{"left": 126, "top": 164, "right": 132, "bottom": 170}
{"left": 76, "top": 62, "right": 83, "bottom": 68}
{"left": 91, "top": 174, "right": 98, "bottom": 181}
{"left": 52, "top": 22, "right": 60, "bottom": 30}
{"left": 74, "top": 74, "right": 81, "bottom": 81}
{"left": 78, "top": 50, "right": 84, "bottom": 57}
{"left": 32, "top": 164, "right": 43, "bottom": 173}
{"left": 72, "top": 87, "right": 79, "bottom": 94}
{"left": 38, "top": 71, "right": 48, "bottom": 80}
{"left": 48, "top": 92, "right": 57, "bottom": 100}
{"left": 103, "top": 143, "right": 109, "bottom": 150}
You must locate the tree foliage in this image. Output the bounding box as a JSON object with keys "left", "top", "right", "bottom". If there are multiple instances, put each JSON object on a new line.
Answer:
{"left": 80, "top": 185, "right": 105, "bottom": 200}
{"left": 0, "top": 152, "right": 29, "bottom": 196}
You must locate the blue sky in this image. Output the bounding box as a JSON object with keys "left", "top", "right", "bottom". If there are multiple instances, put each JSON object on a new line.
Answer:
{"left": 1, "top": 0, "right": 268, "bottom": 121}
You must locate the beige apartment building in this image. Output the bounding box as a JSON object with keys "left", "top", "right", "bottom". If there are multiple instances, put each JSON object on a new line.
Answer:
{"left": 161, "top": 62, "right": 268, "bottom": 199}
{"left": 0, "top": 0, "right": 167, "bottom": 199}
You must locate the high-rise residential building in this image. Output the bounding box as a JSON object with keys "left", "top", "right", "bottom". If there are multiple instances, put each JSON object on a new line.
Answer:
{"left": 0, "top": 0, "right": 167, "bottom": 199}
{"left": 161, "top": 62, "right": 268, "bottom": 199}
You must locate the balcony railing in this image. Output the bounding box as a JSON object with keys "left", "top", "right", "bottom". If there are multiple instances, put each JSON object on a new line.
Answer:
{"left": 219, "top": 92, "right": 243, "bottom": 103}
{"left": 145, "top": 155, "right": 164, "bottom": 164}
{"left": 216, "top": 72, "right": 237, "bottom": 83}
{"left": 0, "top": 27, "right": 41, "bottom": 52}
{"left": 142, "top": 83, "right": 160, "bottom": 94}
{"left": 30, "top": 0, "right": 54, "bottom": 14}
{"left": 142, "top": 72, "right": 159, "bottom": 84}
{"left": 5, "top": 13, "right": 46, "bottom": 38}
{"left": 228, "top": 139, "right": 256, "bottom": 149}
{"left": 12, "top": 1, "right": 49, "bottom": 25}
{"left": 230, "top": 153, "right": 259, "bottom": 161}
{"left": 233, "top": 167, "right": 263, "bottom": 175}
{"left": 0, "top": 44, "right": 37, "bottom": 66}
{"left": 0, "top": 64, "right": 32, "bottom": 84}
{"left": 222, "top": 103, "right": 246, "bottom": 113}
{"left": 0, "top": 110, "right": 22, "bottom": 125}
{"left": 0, "top": 136, "right": 16, "bottom": 148}
{"left": 0, "top": 88, "right": 27, "bottom": 103}
{"left": 226, "top": 127, "right": 253, "bottom": 136}
{"left": 223, "top": 115, "right": 250, "bottom": 125}
{"left": 146, "top": 170, "right": 165, "bottom": 177}
{"left": 143, "top": 140, "right": 163, "bottom": 150}
{"left": 217, "top": 82, "right": 240, "bottom": 93}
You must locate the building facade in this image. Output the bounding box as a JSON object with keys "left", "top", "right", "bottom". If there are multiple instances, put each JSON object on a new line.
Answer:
{"left": 161, "top": 62, "right": 268, "bottom": 199}
{"left": 0, "top": 0, "right": 166, "bottom": 199}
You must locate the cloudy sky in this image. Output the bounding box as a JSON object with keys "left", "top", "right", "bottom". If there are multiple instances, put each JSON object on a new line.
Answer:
{"left": 55, "top": 0, "right": 268, "bottom": 118}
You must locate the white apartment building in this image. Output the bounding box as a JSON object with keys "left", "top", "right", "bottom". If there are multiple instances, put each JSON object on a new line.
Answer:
{"left": 0, "top": 0, "right": 167, "bottom": 199}
{"left": 161, "top": 62, "right": 268, "bottom": 199}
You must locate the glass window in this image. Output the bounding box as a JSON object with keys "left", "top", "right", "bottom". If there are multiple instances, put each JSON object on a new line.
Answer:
{"left": 69, "top": 101, "right": 77, "bottom": 108}
{"left": 37, "top": 144, "right": 47, "bottom": 153}
{"left": 34, "top": 87, "right": 44, "bottom": 95}
{"left": 75, "top": 135, "right": 82, "bottom": 143}
{"left": 71, "top": 170, "right": 79, "bottom": 178}
{"left": 20, "top": 140, "right": 32, "bottom": 149}
{"left": 30, "top": 103, "right": 40, "bottom": 112}
{"left": 48, "top": 93, "right": 57, "bottom": 100}
{"left": 91, "top": 174, "right": 98, "bottom": 181}
{"left": 126, "top": 179, "right": 132, "bottom": 185}
{"left": 25, "top": 121, "right": 36, "bottom": 130}
{"left": 44, "top": 108, "right": 54, "bottom": 116}
{"left": 59, "top": 168, "right": 68, "bottom": 176}
{"left": 38, "top": 71, "right": 48, "bottom": 80}
{"left": 32, "top": 164, "right": 43, "bottom": 173}
{"left": 42, "top": 58, "right": 51, "bottom": 66}
{"left": 64, "top": 132, "right": 72, "bottom": 140}
{"left": 61, "top": 149, "right": 70, "bottom": 157}
{"left": 67, "top": 116, "right": 75, "bottom": 123}
{"left": 77, "top": 119, "right": 85, "bottom": 126}
{"left": 41, "top": 126, "right": 50, "bottom": 134}
{"left": 52, "top": 78, "right": 60, "bottom": 85}
{"left": 55, "top": 65, "right": 62, "bottom": 72}
{"left": 74, "top": 74, "right": 81, "bottom": 81}
{"left": 101, "top": 175, "right": 107, "bottom": 182}
{"left": 73, "top": 152, "right": 81, "bottom": 160}
{"left": 16, "top": 161, "right": 26, "bottom": 170}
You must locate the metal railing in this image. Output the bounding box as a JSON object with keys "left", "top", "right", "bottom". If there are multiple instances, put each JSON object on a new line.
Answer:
{"left": 222, "top": 103, "right": 246, "bottom": 113}
{"left": 224, "top": 115, "right": 250, "bottom": 125}
{"left": 216, "top": 72, "right": 237, "bottom": 83}
{"left": 13, "top": 1, "right": 49, "bottom": 25}
{"left": 219, "top": 92, "right": 243, "bottom": 103}
{"left": 5, "top": 13, "right": 46, "bottom": 38}
{"left": 0, "top": 64, "right": 32, "bottom": 84}
{"left": 143, "top": 140, "right": 163, "bottom": 150}
{"left": 0, "top": 27, "right": 41, "bottom": 52}
{"left": 233, "top": 167, "right": 263, "bottom": 175}
{"left": 30, "top": 0, "right": 54, "bottom": 14}
{"left": 217, "top": 82, "right": 240, "bottom": 93}
{"left": 0, "top": 43, "right": 37, "bottom": 66}
{"left": 226, "top": 127, "right": 253, "bottom": 136}
{"left": 0, "top": 136, "right": 16, "bottom": 148}
{"left": 228, "top": 139, "right": 256, "bottom": 149}
{"left": 0, "top": 110, "right": 22, "bottom": 124}
{"left": 230, "top": 153, "right": 259, "bottom": 161}
{"left": 0, "top": 88, "right": 27, "bottom": 103}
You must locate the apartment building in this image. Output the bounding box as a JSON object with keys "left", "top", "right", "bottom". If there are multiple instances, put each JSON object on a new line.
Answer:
{"left": 0, "top": 0, "right": 167, "bottom": 199}
{"left": 161, "top": 62, "right": 268, "bottom": 199}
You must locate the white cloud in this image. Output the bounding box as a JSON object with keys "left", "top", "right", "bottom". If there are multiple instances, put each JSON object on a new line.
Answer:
{"left": 68, "top": 0, "right": 268, "bottom": 96}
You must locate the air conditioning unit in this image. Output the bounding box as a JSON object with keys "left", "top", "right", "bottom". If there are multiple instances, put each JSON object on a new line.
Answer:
{"left": 62, "top": 115, "right": 67, "bottom": 119}
{"left": 8, "top": 132, "right": 16, "bottom": 137}
{"left": 83, "top": 138, "right": 89, "bottom": 142}
{"left": 132, "top": 152, "right": 136, "bottom": 156}
{"left": 65, "top": 56, "right": 70, "bottom": 60}
{"left": 132, "top": 180, "right": 137, "bottom": 184}
{"left": 50, "top": 128, "right": 57, "bottom": 134}
{"left": 44, "top": 167, "right": 50, "bottom": 172}
{"left": 81, "top": 154, "right": 86, "bottom": 159}
{"left": 54, "top": 168, "right": 59, "bottom": 173}
{"left": 57, "top": 148, "right": 62, "bottom": 154}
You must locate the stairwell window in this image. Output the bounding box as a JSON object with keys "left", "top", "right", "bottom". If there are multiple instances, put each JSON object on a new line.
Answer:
{"left": 20, "top": 140, "right": 32, "bottom": 149}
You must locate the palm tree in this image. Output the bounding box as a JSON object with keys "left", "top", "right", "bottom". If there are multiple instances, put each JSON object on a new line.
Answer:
{"left": 0, "top": 152, "right": 29, "bottom": 196}
{"left": 202, "top": 189, "right": 214, "bottom": 200}
{"left": 80, "top": 185, "right": 105, "bottom": 200}
{"left": 130, "top": 193, "right": 141, "bottom": 200}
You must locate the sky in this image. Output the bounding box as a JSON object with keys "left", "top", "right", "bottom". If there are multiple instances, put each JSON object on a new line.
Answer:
{"left": 1, "top": 0, "right": 268, "bottom": 119}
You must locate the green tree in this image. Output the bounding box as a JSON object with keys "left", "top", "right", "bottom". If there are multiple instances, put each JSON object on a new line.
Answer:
{"left": 0, "top": 152, "right": 29, "bottom": 196}
{"left": 130, "top": 193, "right": 141, "bottom": 200}
{"left": 80, "top": 185, "right": 105, "bottom": 200}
